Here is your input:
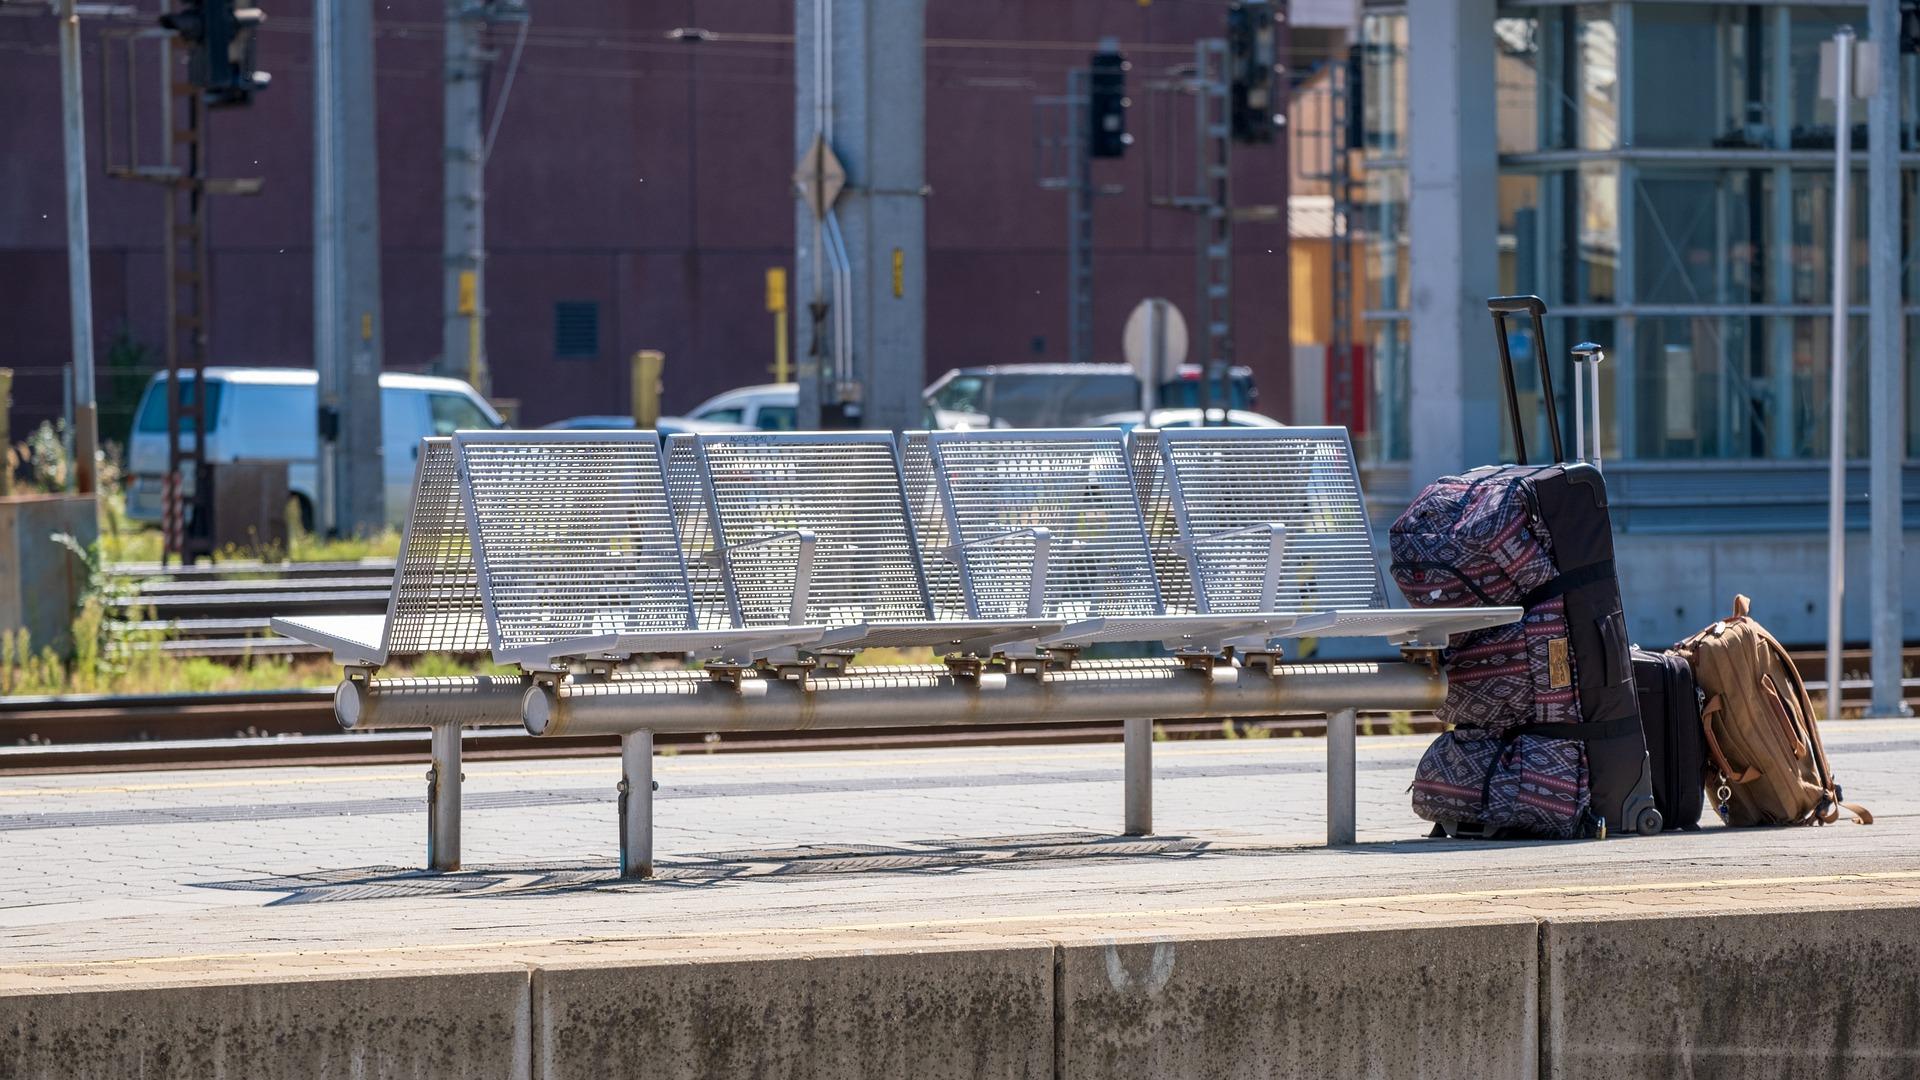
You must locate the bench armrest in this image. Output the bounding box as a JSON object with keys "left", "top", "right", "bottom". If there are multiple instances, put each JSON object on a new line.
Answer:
{"left": 946, "top": 526, "right": 1052, "bottom": 619}
{"left": 1180, "top": 522, "right": 1288, "bottom": 612}
{"left": 726, "top": 528, "right": 819, "bottom": 625}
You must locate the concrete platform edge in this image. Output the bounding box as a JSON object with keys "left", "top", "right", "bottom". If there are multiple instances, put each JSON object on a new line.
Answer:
{"left": 5, "top": 902, "right": 1919, "bottom": 1079}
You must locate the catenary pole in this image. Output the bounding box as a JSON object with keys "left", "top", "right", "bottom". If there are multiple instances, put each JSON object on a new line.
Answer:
{"left": 1825, "top": 26, "right": 1855, "bottom": 723}
{"left": 57, "top": 0, "right": 98, "bottom": 495}
{"left": 441, "top": 0, "right": 488, "bottom": 393}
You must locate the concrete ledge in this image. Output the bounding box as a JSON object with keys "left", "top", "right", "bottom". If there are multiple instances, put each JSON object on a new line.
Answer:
{"left": 1057, "top": 921, "right": 1538, "bottom": 1080}
{"left": 0, "top": 968, "right": 531, "bottom": 1080}
{"left": 10, "top": 903, "right": 1920, "bottom": 1078}
{"left": 1544, "top": 904, "right": 1920, "bottom": 1080}
{"left": 533, "top": 944, "right": 1054, "bottom": 1080}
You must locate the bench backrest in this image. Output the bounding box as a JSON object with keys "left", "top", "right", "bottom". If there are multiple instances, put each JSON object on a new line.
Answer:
{"left": 924, "top": 429, "right": 1162, "bottom": 621}
{"left": 382, "top": 437, "right": 489, "bottom": 656}
{"left": 677, "top": 432, "right": 933, "bottom": 629}
{"left": 453, "top": 431, "right": 699, "bottom": 655}
{"left": 1138, "top": 426, "right": 1388, "bottom": 615}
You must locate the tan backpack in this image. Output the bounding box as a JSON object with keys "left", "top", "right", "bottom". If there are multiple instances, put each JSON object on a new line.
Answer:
{"left": 1674, "top": 595, "right": 1871, "bottom": 827}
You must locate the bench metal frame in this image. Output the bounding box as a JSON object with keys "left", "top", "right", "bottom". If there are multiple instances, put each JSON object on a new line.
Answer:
{"left": 277, "top": 426, "right": 1521, "bottom": 879}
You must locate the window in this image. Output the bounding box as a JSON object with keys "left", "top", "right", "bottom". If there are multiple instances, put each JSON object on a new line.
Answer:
{"left": 428, "top": 392, "right": 496, "bottom": 436}
{"left": 554, "top": 301, "right": 600, "bottom": 358}
{"left": 930, "top": 376, "right": 987, "bottom": 414}
{"left": 754, "top": 405, "right": 796, "bottom": 431}
{"left": 135, "top": 377, "right": 225, "bottom": 434}
{"left": 1054, "top": 375, "right": 1141, "bottom": 425}
{"left": 697, "top": 407, "right": 744, "bottom": 423}
{"left": 227, "top": 385, "right": 314, "bottom": 458}
{"left": 1631, "top": 4, "right": 1766, "bottom": 150}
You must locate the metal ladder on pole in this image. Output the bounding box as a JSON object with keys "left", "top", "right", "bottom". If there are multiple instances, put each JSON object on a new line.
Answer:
{"left": 1194, "top": 40, "right": 1233, "bottom": 417}
{"left": 163, "top": 77, "right": 213, "bottom": 564}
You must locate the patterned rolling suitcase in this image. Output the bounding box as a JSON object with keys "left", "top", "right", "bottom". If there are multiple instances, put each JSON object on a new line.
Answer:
{"left": 1391, "top": 296, "right": 1661, "bottom": 839}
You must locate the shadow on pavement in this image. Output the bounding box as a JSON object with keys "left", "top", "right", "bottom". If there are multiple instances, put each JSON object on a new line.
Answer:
{"left": 193, "top": 830, "right": 1228, "bottom": 904}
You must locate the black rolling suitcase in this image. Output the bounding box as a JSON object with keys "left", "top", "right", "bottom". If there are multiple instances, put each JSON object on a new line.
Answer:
{"left": 1632, "top": 647, "right": 1708, "bottom": 830}
{"left": 1394, "top": 296, "right": 1661, "bottom": 838}
{"left": 1482, "top": 297, "right": 1658, "bottom": 836}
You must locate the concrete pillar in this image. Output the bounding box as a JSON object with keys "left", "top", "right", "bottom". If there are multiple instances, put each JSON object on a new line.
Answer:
{"left": 794, "top": 0, "right": 927, "bottom": 432}
{"left": 1407, "top": 0, "right": 1501, "bottom": 485}
{"left": 1866, "top": 0, "right": 1907, "bottom": 717}
{"left": 314, "top": 0, "right": 386, "bottom": 535}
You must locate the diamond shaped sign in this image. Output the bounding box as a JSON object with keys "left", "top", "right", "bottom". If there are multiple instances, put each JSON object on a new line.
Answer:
{"left": 794, "top": 134, "right": 846, "bottom": 221}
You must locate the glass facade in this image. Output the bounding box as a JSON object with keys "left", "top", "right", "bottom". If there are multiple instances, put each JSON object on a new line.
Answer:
{"left": 1357, "top": 1, "right": 1920, "bottom": 463}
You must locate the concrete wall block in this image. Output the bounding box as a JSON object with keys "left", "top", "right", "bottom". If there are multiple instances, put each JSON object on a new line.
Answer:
{"left": 1544, "top": 906, "right": 1920, "bottom": 1079}
{"left": 0, "top": 494, "right": 97, "bottom": 658}
{"left": 1057, "top": 922, "right": 1538, "bottom": 1080}
{"left": 0, "top": 969, "right": 532, "bottom": 1080}
{"left": 533, "top": 945, "right": 1053, "bottom": 1080}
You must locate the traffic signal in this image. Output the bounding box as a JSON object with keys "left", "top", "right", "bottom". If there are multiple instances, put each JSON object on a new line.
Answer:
{"left": 1227, "top": 0, "right": 1280, "bottom": 144}
{"left": 1089, "top": 47, "right": 1131, "bottom": 159}
{"left": 160, "top": 0, "right": 270, "bottom": 106}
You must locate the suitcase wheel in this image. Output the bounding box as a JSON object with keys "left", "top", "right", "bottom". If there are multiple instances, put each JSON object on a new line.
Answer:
{"left": 1634, "top": 806, "right": 1664, "bottom": 837}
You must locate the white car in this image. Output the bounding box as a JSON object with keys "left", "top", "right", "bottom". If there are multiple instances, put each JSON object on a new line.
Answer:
{"left": 685, "top": 384, "right": 798, "bottom": 432}
{"left": 124, "top": 368, "right": 504, "bottom": 530}
{"left": 1087, "top": 408, "right": 1285, "bottom": 431}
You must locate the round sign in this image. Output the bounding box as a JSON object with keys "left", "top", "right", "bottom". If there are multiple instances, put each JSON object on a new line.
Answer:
{"left": 1122, "top": 298, "right": 1189, "bottom": 384}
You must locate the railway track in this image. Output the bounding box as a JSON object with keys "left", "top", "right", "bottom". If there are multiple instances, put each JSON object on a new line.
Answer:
{"left": 2, "top": 664, "right": 1911, "bottom": 774}
{"left": 107, "top": 559, "right": 396, "bottom": 658}
{"left": 0, "top": 690, "right": 1415, "bottom": 774}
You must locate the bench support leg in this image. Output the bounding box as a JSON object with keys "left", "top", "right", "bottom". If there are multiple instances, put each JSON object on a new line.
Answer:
{"left": 1124, "top": 715, "right": 1152, "bottom": 836}
{"left": 427, "top": 722, "right": 462, "bottom": 871}
{"left": 1327, "top": 707, "right": 1357, "bottom": 846}
{"left": 620, "top": 730, "right": 655, "bottom": 878}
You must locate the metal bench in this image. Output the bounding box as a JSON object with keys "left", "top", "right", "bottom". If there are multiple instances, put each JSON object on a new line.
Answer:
{"left": 279, "top": 426, "right": 1519, "bottom": 878}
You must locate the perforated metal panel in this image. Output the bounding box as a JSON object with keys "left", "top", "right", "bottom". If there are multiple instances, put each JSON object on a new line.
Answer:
{"left": 900, "top": 432, "right": 967, "bottom": 619}
{"left": 1129, "top": 430, "right": 1196, "bottom": 615}
{"left": 928, "top": 430, "right": 1161, "bottom": 621}
{"left": 664, "top": 433, "right": 732, "bottom": 631}
{"left": 455, "top": 432, "right": 697, "bottom": 652}
{"left": 1160, "top": 427, "right": 1388, "bottom": 615}
{"left": 383, "top": 438, "right": 488, "bottom": 655}
{"left": 694, "top": 433, "right": 931, "bottom": 628}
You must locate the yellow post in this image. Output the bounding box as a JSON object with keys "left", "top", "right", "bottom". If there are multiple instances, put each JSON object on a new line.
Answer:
{"left": 457, "top": 270, "right": 480, "bottom": 387}
{"left": 765, "top": 267, "right": 789, "bottom": 383}
{"left": 631, "top": 350, "right": 665, "bottom": 430}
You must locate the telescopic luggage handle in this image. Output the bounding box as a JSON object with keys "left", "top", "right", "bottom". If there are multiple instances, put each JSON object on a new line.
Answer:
{"left": 1570, "top": 341, "right": 1605, "bottom": 471}
{"left": 1486, "top": 295, "right": 1565, "bottom": 465}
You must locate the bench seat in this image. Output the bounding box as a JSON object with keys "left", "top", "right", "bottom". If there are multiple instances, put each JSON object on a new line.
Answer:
{"left": 268, "top": 614, "right": 389, "bottom": 666}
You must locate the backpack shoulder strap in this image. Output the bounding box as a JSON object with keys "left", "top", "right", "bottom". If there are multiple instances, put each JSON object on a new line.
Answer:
{"left": 1753, "top": 627, "right": 1873, "bottom": 825}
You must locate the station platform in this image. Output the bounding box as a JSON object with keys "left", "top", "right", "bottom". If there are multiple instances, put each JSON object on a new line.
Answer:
{"left": 5, "top": 719, "right": 1919, "bottom": 1079}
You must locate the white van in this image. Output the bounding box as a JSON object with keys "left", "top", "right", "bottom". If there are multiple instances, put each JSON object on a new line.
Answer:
{"left": 124, "top": 368, "right": 504, "bottom": 530}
